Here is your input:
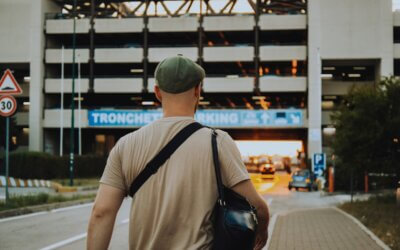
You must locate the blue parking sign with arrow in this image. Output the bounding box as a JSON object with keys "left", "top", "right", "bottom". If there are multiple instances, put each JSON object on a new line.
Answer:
{"left": 313, "top": 153, "right": 326, "bottom": 177}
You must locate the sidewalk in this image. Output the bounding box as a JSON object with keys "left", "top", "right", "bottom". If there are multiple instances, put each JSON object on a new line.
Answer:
{"left": 268, "top": 207, "right": 387, "bottom": 250}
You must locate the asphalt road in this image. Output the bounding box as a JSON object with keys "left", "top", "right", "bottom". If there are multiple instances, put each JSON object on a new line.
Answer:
{"left": 0, "top": 172, "right": 350, "bottom": 250}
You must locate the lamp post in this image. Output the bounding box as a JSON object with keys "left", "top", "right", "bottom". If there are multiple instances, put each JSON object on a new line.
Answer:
{"left": 69, "top": 0, "right": 77, "bottom": 186}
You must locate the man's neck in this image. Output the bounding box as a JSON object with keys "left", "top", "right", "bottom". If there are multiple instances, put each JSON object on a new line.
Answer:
{"left": 162, "top": 110, "right": 195, "bottom": 118}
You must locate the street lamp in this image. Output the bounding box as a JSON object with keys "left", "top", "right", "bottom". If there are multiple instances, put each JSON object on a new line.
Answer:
{"left": 69, "top": 0, "right": 77, "bottom": 186}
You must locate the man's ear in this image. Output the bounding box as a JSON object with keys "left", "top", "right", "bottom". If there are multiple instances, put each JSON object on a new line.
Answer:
{"left": 194, "top": 84, "right": 201, "bottom": 98}
{"left": 154, "top": 85, "right": 162, "bottom": 102}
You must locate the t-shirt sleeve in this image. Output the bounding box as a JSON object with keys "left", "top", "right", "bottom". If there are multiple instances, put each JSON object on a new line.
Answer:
{"left": 100, "top": 138, "right": 127, "bottom": 194}
{"left": 218, "top": 131, "right": 250, "bottom": 188}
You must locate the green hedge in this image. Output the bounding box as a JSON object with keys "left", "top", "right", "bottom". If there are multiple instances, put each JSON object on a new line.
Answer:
{"left": 0, "top": 151, "right": 107, "bottom": 179}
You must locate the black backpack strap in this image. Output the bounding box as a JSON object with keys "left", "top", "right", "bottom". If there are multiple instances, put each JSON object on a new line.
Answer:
{"left": 211, "top": 129, "right": 225, "bottom": 205}
{"left": 129, "top": 122, "right": 204, "bottom": 197}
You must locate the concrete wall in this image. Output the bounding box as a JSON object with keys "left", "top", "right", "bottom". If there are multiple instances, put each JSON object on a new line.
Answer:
{"left": 95, "top": 18, "right": 143, "bottom": 33}
{"left": 94, "top": 78, "right": 142, "bottom": 93}
{"left": 46, "top": 49, "right": 89, "bottom": 63}
{"left": 95, "top": 48, "right": 143, "bottom": 63}
{"left": 44, "top": 109, "right": 88, "bottom": 128}
{"left": 29, "top": 0, "right": 60, "bottom": 151}
{"left": 259, "top": 15, "right": 306, "bottom": 30}
{"left": 307, "top": 0, "right": 323, "bottom": 156}
{"left": 0, "top": 0, "right": 32, "bottom": 63}
{"left": 148, "top": 47, "right": 197, "bottom": 62}
{"left": 319, "top": 0, "right": 393, "bottom": 76}
{"left": 260, "top": 77, "right": 307, "bottom": 92}
{"left": 395, "top": 11, "right": 400, "bottom": 26}
{"left": 394, "top": 44, "right": 400, "bottom": 59}
{"left": 322, "top": 80, "right": 374, "bottom": 95}
{"left": 203, "top": 77, "right": 253, "bottom": 93}
{"left": 45, "top": 79, "right": 89, "bottom": 93}
{"left": 203, "top": 15, "right": 254, "bottom": 31}
{"left": 259, "top": 46, "right": 306, "bottom": 61}
{"left": 46, "top": 19, "right": 90, "bottom": 34}
{"left": 148, "top": 16, "right": 198, "bottom": 32}
{"left": 203, "top": 47, "right": 253, "bottom": 62}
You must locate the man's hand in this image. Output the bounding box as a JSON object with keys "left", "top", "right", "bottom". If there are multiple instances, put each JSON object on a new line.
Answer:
{"left": 231, "top": 180, "right": 270, "bottom": 250}
{"left": 87, "top": 184, "right": 125, "bottom": 250}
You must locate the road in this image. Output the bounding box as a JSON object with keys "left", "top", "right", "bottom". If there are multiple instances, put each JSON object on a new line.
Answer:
{"left": 0, "top": 172, "right": 349, "bottom": 250}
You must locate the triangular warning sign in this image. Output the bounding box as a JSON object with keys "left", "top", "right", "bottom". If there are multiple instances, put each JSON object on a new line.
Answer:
{"left": 0, "top": 69, "right": 23, "bottom": 95}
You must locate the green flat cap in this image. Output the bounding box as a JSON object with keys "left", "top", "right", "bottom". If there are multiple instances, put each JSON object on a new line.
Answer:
{"left": 155, "top": 55, "right": 205, "bottom": 94}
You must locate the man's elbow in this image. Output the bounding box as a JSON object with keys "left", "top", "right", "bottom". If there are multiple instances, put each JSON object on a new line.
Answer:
{"left": 91, "top": 204, "right": 113, "bottom": 220}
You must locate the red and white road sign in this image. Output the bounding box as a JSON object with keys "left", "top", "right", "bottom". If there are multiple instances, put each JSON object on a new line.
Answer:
{"left": 0, "top": 95, "right": 17, "bottom": 117}
{"left": 0, "top": 69, "right": 23, "bottom": 95}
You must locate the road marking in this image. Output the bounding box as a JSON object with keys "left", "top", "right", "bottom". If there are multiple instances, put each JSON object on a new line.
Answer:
{"left": 265, "top": 213, "right": 279, "bottom": 250}
{"left": 120, "top": 218, "right": 129, "bottom": 224}
{"left": 39, "top": 232, "right": 87, "bottom": 250}
{"left": 266, "top": 198, "right": 273, "bottom": 207}
{"left": 0, "top": 202, "right": 94, "bottom": 223}
{"left": 0, "top": 211, "right": 47, "bottom": 223}
{"left": 39, "top": 218, "right": 130, "bottom": 250}
{"left": 51, "top": 203, "right": 93, "bottom": 213}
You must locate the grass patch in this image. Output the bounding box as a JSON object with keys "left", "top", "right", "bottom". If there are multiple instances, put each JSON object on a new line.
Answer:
{"left": 0, "top": 193, "right": 96, "bottom": 212}
{"left": 340, "top": 193, "right": 400, "bottom": 250}
{"left": 53, "top": 178, "right": 99, "bottom": 187}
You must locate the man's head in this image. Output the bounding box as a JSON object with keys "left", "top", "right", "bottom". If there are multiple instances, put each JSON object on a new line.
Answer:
{"left": 154, "top": 55, "right": 205, "bottom": 115}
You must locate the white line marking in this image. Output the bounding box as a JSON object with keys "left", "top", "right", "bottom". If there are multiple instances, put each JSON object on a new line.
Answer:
{"left": 39, "top": 218, "right": 130, "bottom": 250}
{"left": 120, "top": 218, "right": 129, "bottom": 224}
{"left": 334, "top": 207, "right": 391, "bottom": 250}
{"left": 0, "top": 202, "right": 93, "bottom": 223}
{"left": 0, "top": 211, "right": 47, "bottom": 223}
{"left": 51, "top": 203, "right": 93, "bottom": 213}
{"left": 265, "top": 213, "right": 278, "bottom": 250}
{"left": 39, "top": 232, "right": 87, "bottom": 250}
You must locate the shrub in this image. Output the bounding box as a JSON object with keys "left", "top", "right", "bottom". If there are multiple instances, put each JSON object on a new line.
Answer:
{"left": 0, "top": 152, "right": 107, "bottom": 179}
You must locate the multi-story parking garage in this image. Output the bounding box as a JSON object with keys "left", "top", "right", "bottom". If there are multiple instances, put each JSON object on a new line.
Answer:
{"left": 0, "top": 0, "right": 398, "bottom": 160}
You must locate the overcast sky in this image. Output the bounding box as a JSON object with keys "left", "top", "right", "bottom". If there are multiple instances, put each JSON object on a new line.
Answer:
{"left": 394, "top": 0, "right": 400, "bottom": 10}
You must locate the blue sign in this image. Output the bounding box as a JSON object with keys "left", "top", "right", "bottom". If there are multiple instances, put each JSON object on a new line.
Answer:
{"left": 313, "top": 153, "right": 326, "bottom": 177}
{"left": 88, "top": 109, "right": 303, "bottom": 128}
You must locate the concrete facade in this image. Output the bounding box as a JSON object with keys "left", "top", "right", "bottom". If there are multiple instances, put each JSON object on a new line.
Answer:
{"left": 0, "top": 0, "right": 397, "bottom": 158}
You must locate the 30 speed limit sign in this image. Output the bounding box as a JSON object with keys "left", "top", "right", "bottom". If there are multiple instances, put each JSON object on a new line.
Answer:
{"left": 0, "top": 95, "right": 17, "bottom": 117}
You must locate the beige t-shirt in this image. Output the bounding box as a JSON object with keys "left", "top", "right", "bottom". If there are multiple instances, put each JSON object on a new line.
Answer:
{"left": 100, "top": 116, "right": 249, "bottom": 250}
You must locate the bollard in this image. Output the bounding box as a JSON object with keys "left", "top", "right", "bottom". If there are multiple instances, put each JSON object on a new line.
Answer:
{"left": 328, "top": 166, "right": 334, "bottom": 193}
{"left": 364, "top": 172, "right": 369, "bottom": 193}
{"left": 397, "top": 181, "right": 400, "bottom": 207}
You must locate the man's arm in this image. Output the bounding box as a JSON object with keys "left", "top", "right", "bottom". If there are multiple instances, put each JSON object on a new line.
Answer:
{"left": 232, "top": 180, "right": 270, "bottom": 250}
{"left": 87, "top": 184, "right": 125, "bottom": 250}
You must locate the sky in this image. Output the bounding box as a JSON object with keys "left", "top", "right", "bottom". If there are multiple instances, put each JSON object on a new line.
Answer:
{"left": 236, "top": 140, "right": 303, "bottom": 157}
{"left": 395, "top": 0, "right": 400, "bottom": 10}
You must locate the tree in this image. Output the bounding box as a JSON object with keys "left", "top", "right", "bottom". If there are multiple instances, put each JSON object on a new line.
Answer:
{"left": 331, "top": 77, "right": 400, "bottom": 189}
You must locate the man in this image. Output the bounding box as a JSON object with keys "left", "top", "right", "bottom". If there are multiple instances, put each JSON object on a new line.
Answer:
{"left": 87, "top": 55, "right": 269, "bottom": 250}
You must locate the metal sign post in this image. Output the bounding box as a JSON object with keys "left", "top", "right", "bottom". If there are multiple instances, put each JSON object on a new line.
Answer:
{"left": 0, "top": 95, "right": 18, "bottom": 204}
{"left": 0, "top": 69, "right": 23, "bottom": 204}
{"left": 5, "top": 116, "right": 9, "bottom": 202}
{"left": 69, "top": 0, "right": 78, "bottom": 187}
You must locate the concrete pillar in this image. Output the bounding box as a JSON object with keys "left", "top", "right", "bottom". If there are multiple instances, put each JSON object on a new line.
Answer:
{"left": 307, "top": 0, "right": 322, "bottom": 157}
{"left": 379, "top": 0, "right": 394, "bottom": 78}
{"left": 29, "top": 0, "right": 59, "bottom": 151}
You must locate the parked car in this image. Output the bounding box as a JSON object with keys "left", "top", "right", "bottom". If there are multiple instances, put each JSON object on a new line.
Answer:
{"left": 288, "top": 169, "right": 317, "bottom": 191}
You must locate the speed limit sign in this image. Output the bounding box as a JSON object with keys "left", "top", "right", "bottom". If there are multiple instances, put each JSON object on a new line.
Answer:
{"left": 0, "top": 95, "right": 17, "bottom": 117}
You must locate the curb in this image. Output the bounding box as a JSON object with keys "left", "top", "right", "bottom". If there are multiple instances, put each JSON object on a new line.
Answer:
{"left": 0, "top": 198, "right": 94, "bottom": 219}
{"left": 334, "top": 207, "right": 391, "bottom": 250}
{"left": 0, "top": 175, "right": 52, "bottom": 188}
